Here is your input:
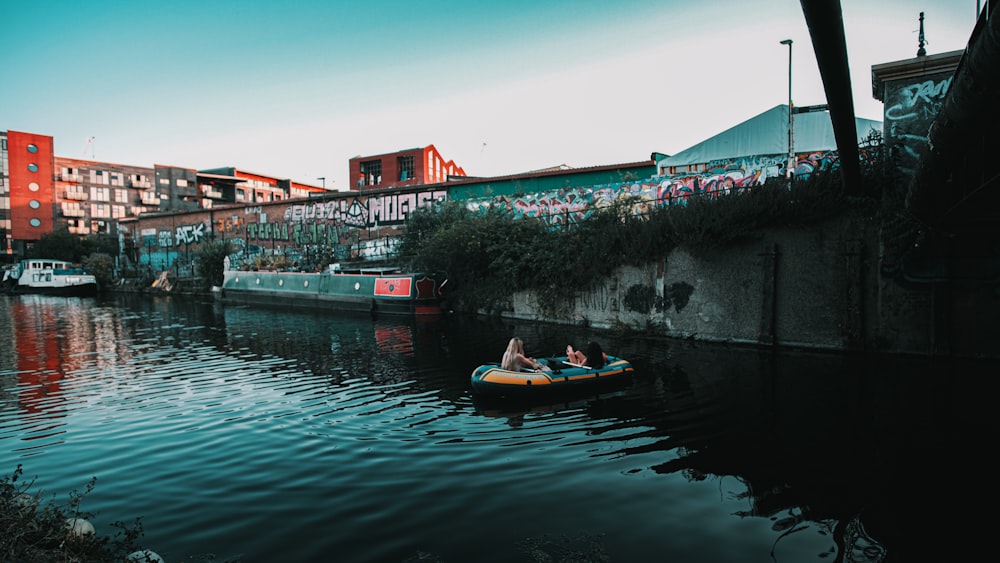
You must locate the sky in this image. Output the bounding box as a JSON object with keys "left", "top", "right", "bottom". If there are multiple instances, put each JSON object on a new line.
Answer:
{"left": 0, "top": 0, "right": 980, "bottom": 191}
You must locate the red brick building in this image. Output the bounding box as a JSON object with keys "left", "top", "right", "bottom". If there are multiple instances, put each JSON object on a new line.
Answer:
{"left": 349, "top": 145, "right": 466, "bottom": 192}
{"left": 2, "top": 130, "right": 56, "bottom": 257}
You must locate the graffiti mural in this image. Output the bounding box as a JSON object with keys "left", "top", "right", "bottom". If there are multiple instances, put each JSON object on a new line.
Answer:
{"left": 884, "top": 74, "right": 952, "bottom": 175}
{"left": 175, "top": 222, "right": 207, "bottom": 245}
{"left": 463, "top": 152, "right": 838, "bottom": 225}
{"left": 126, "top": 188, "right": 448, "bottom": 273}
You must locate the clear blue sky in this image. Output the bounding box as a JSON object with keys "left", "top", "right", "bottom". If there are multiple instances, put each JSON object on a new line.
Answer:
{"left": 0, "top": 0, "right": 978, "bottom": 190}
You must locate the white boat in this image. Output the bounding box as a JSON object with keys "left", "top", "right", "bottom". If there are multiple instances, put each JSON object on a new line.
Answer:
{"left": 2, "top": 259, "right": 99, "bottom": 297}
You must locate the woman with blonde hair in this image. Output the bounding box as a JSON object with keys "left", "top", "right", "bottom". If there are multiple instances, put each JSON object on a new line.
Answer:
{"left": 501, "top": 337, "right": 545, "bottom": 372}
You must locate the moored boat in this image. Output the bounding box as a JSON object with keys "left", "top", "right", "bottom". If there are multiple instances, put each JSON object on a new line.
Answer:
{"left": 1, "top": 259, "right": 98, "bottom": 297}
{"left": 216, "top": 264, "right": 448, "bottom": 316}
{"left": 470, "top": 355, "right": 634, "bottom": 396}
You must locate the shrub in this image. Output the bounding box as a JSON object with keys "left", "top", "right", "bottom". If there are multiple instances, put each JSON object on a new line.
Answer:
{"left": 1, "top": 465, "right": 147, "bottom": 562}
{"left": 83, "top": 252, "right": 116, "bottom": 289}
{"left": 401, "top": 168, "right": 870, "bottom": 315}
{"left": 196, "top": 239, "right": 235, "bottom": 288}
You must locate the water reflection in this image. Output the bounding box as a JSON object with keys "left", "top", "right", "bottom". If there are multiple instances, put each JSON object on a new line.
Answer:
{"left": 0, "top": 294, "right": 993, "bottom": 562}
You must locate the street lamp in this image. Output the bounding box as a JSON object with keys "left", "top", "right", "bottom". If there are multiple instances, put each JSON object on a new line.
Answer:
{"left": 779, "top": 39, "right": 794, "bottom": 183}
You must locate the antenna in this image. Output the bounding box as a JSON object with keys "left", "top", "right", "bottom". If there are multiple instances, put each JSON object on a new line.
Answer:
{"left": 917, "top": 12, "right": 927, "bottom": 57}
{"left": 83, "top": 136, "right": 95, "bottom": 159}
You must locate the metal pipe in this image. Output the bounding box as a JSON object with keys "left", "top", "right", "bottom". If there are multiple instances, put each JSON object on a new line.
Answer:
{"left": 780, "top": 39, "right": 794, "bottom": 182}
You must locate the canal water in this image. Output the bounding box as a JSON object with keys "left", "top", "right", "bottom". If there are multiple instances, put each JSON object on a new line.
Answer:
{"left": 0, "top": 293, "right": 994, "bottom": 562}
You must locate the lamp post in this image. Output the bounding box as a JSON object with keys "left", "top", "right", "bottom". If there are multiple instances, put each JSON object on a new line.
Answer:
{"left": 780, "top": 39, "right": 794, "bottom": 183}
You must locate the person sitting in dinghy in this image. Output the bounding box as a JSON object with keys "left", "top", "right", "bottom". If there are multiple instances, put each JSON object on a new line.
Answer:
{"left": 566, "top": 341, "right": 607, "bottom": 369}
{"left": 502, "top": 337, "right": 550, "bottom": 372}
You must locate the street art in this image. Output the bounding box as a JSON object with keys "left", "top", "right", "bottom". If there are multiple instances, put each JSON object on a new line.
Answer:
{"left": 884, "top": 75, "right": 952, "bottom": 175}
{"left": 282, "top": 190, "right": 446, "bottom": 227}
{"left": 464, "top": 152, "right": 838, "bottom": 226}
{"left": 885, "top": 77, "right": 952, "bottom": 122}
{"left": 175, "top": 222, "right": 207, "bottom": 245}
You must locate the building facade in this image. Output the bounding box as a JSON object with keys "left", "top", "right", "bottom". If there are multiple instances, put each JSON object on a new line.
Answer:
{"left": 2, "top": 130, "right": 56, "bottom": 258}
{"left": 349, "top": 145, "right": 466, "bottom": 192}
{"left": 54, "top": 157, "right": 158, "bottom": 237}
{"left": 200, "top": 167, "right": 326, "bottom": 204}
{"left": 1, "top": 129, "right": 331, "bottom": 261}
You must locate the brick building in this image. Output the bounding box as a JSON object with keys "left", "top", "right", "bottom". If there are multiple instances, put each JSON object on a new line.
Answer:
{"left": 1, "top": 130, "right": 56, "bottom": 257}
{"left": 1, "top": 129, "right": 328, "bottom": 261}
{"left": 349, "top": 145, "right": 466, "bottom": 192}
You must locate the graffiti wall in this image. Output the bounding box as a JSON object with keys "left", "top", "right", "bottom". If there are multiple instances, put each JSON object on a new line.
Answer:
{"left": 121, "top": 189, "right": 447, "bottom": 273}
{"left": 883, "top": 72, "right": 952, "bottom": 176}
{"left": 120, "top": 148, "right": 844, "bottom": 274}
{"left": 463, "top": 152, "right": 839, "bottom": 226}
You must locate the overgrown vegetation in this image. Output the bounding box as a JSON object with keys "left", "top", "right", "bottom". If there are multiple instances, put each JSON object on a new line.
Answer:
{"left": 400, "top": 167, "right": 879, "bottom": 315}
{"left": 195, "top": 239, "right": 235, "bottom": 289}
{"left": 83, "top": 253, "right": 116, "bottom": 288}
{"left": 1, "top": 465, "right": 149, "bottom": 562}
{"left": 28, "top": 230, "right": 118, "bottom": 263}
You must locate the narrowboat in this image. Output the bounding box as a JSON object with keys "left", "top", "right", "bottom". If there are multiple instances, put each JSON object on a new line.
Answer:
{"left": 216, "top": 264, "right": 448, "bottom": 317}
{"left": 1, "top": 259, "right": 99, "bottom": 297}
{"left": 470, "top": 355, "right": 634, "bottom": 396}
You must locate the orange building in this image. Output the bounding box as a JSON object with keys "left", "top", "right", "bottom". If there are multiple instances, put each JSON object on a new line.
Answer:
{"left": 2, "top": 130, "right": 56, "bottom": 256}
{"left": 349, "top": 145, "right": 466, "bottom": 192}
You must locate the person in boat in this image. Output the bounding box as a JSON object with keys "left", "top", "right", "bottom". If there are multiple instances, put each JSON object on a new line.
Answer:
{"left": 502, "top": 337, "right": 549, "bottom": 372}
{"left": 566, "top": 341, "right": 607, "bottom": 369}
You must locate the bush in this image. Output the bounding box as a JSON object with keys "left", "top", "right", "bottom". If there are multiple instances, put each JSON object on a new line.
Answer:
{"left": 400, "top": 169, "right": 869, "bottom": 314}
{"left": 195, "top": 239, "right": 235, "bottom": 289}
{"left": 1, "top": 465, "right": 147, "bottom": 562}
{"left": 83, "top": 252, "right": 116, "bottom": 289}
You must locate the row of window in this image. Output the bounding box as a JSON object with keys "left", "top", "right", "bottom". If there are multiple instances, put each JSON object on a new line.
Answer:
{"left": 60, "top": 202, "right": 127, "bottom": 217}
{"left": 359, "top": 155, "right": 418, "bottom": 187}
{"left": 24, "top": 145, "right": 43, "bottom": 229}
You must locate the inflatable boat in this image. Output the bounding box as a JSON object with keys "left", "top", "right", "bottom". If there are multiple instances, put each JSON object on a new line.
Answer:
{"left": 470, "top": 355, "right": 634, "bottom": 396}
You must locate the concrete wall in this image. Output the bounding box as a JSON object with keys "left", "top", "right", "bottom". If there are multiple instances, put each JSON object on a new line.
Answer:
{"left": 503, "top": 212, "right": 999, "bottom": 359}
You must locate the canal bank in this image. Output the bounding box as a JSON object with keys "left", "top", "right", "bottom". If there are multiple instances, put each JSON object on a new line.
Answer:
{"left": 498, "top": 210, "right": 999, "bottom": 360}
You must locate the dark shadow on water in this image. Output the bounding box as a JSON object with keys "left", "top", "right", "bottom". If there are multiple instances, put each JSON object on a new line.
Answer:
{"left": 6, "top": 295, "right": 995, "bottom": 562}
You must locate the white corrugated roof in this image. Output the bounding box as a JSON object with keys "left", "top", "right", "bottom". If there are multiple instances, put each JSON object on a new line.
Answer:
{"left": 659, "top": 105, "right": 882, "bottom": 167}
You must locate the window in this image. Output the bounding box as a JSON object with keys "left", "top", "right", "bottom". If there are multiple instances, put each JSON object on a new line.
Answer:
{"left": 29, "top": 218, "right": 41, "bottom": 227}
{"left": 92, "top": 203, "right": 110, "bottom": 218}
{"left": 360, "top": 160, "right": 382, "bottom": 187}
{"left": 90, "top": 186, "right": 110, "bottom": 201}
{"left": 115, "top": 189, "right": 128, "bottom": 203}
{"left": 90, "top": 170, "right": 109, "bottom": 185}
{"left": 26, "top": 144, "right": 38, "bottom": 153}
{"left": 66, "top": 185, "right": 87, "bottom": 199}
{"left": 28, "top": 182, "right": 39, "bottom": 192}
{"left": 29, "top": 200, "right": 40, "bottom": 209}
{"left": 397, "top": 155, "right": 414, "bottom": 181}
{"left": 28, "top": 163, "right": 38, "bottom": 172}
{"left": 177, "top": 179, "right": 188, "bottom": 187}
